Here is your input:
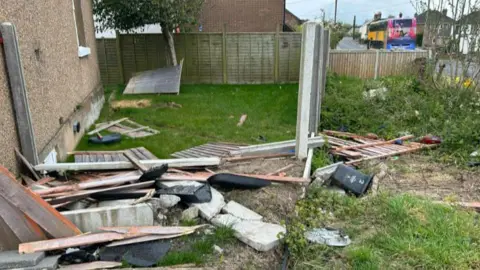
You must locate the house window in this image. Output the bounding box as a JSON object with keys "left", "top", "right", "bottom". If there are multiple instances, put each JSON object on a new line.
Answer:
{"left": 72, "top": 0, "right": 90, "bottom": 57}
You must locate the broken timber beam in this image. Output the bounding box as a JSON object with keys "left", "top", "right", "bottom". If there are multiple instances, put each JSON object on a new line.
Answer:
{"left": 334, "top": 135, "right": 415, "bottom": 151}
{"left": 0, "top": 167, "right": 81, "bottom": 238}
{"left": 34, "top": 157, "right": 221, "bottom": 172}
{"left": 230, "top": 137, "right": 324, "bottom": 156}
{"left": 345, "top": 144, "right": 438, "bottom": 165}
{"left": 87, "top": 118, "right": 128, "bottom": 135}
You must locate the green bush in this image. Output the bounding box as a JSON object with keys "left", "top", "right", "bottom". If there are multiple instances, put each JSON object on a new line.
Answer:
{"left": 320, "top": 73, "right": 480, "bottom": 164}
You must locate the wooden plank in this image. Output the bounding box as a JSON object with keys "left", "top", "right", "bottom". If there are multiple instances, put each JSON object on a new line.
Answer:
{"left": 104, "top": 154, "right": 113, "bottom": 162}
{"left": 15, "top": 149, "right": 40, "bottom": 180}
{"left": 35, "top": 172, "right": 141, "bottom": 196}
{"left": 0, "top": 195, "right": 46, "bottom": 242}
{"left": 124, "top": 151, "right": 148, "bottom": 172}
{"left": 224, "top": 153, "right": 294, "bottom": 162}
{"left": 100, "top": 225, "right": 204, "bottom": 235}
{"left": 34, "top": 158, "right": 222, "bottom": 171}
{"left": 130, "top": 148, "right": 148, "bottom": 160}
{"left": 19, "top": 232, "right": 132, "bottom": 254}
{"left": 1, "top": 23, "right": 39, "bottom": 165}
{"left": 0, "top": 215, "right": 21, "bottom": 251}
{"left": 46, "top": 181, "right": 155, "bottom": 205}
{"left": 87, "top": 118, "right": 128, "bottom": 135}
{"left": 0, "top": 167, "right": 81, "bottom": 238}
{"left": 106, "top": 233, "right": 190, "bottom": 247}
{"left": 267, "top": 164, "right": 296, "bottom": 176}
{"left": 59, "top": 261, "right": 122, "bottom": 270}
{"left": 137, "top": 147, "right": 158, "bottom": 160}
{"left": 346, "top": 144, "right": 438, "bottom": 165}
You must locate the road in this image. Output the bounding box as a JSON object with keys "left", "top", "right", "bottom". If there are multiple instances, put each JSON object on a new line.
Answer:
{"left": 336, "top": 37, "right": 366, "bottom": 50}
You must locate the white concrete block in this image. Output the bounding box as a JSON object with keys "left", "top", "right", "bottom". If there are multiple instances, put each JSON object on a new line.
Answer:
{"left": 211, "top": 214, "right": 241, "bottom": 227}
{"left": 62, "top": 203, "right": 154, "bottom": 233}
{"left": 89, "top": 199, "right": 136, "bottom": 208}
{"left": 157, "top": 181, "right": 202, "bottom": 188}
{"left": 222, "top": 201, "right": 262, "bottom": 221}
{"left": 232, "top": 221, "right": 286, "bottom": 252}
{"left": 181, "top": 207, "right": 199, "bottom": 220}
{"left": 191, "top": 187, "right": 225, "bottom": 220}
{"left": 157, "top": 195, "right": 181, "bottom": 208}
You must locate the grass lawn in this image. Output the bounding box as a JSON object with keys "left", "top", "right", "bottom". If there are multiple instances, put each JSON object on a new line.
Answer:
{"left": 286, "top": 188, "right": 480, "bottom": 269}
{"left": 77, "top": 84, "right": 299, "bottom": 158}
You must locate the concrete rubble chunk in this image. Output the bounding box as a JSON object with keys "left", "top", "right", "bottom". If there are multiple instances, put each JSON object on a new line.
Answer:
{"left": 12, "top": 255, "right": 60, "bottom": 270}
{"left": 191, "top": 187, "right": 225, "bottom": 220}
{"left": 157, "top": 195, "right": 181, "bottom": 208}
{"left": 62, "top": 203, "right": 154, "bottom": 232}
{"left": 311, "top": 162, "right": 343, "bottom": 187}
{"left": 222, "top": 201, "right": 263, "bottom": 221}
{"left": 211, "top": 214, "right": 241, "bottom": 227}
{"left": 232, "top": 221, "right": 286, "bottom": 252}
{"left": 181, "top": 207, "right": 199, "bottom": 220}
{"left": 0, "top": 251, "right": 45, "bottom": 270}
{"left": 158, "top": 180, "right": 202, "bottom": 188}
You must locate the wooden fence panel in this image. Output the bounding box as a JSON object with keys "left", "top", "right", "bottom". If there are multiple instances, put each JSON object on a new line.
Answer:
{"left": 96, "top": 33, "right": 428, "bottom": 85}
{"left": 278, "top": 33, "right": 302, "bottom": 82}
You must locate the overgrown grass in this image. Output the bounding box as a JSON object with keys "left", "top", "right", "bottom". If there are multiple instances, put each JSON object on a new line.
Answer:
{"left": 156, "top": 226, "right": 236, "bottom": 267}
{"left": 321, "top": 73, "right": 480, "bottom": 165}
{"left": 286, "top": 188, "right": 480, "bottom": 269}
{"left": 77, "top": 84, "right": 298, "bottom": 158}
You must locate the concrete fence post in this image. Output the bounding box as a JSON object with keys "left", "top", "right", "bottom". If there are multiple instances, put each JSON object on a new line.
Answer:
{"left": 374, "top": 50, "right": 380, "bottom": 79}
{"left": 274, "top": 24, "right": 281, "bottom": 83}
{"left": 296, "top": 22, "right": 320, "bottom": 159}
{"left": 0, "top": 22, "right": 39, "bottom": 165}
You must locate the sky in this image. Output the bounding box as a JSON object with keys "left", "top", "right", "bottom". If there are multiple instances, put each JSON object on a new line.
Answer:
{"left": 286, "top": 0, "right": 418, "bottom": 25}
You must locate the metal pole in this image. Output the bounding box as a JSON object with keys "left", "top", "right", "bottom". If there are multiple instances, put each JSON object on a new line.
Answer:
{"left": 353, "top": 15, "right": 356, "bottom": 39}
{"left": 334, "top": 0, "right": 338, "bottom": 24}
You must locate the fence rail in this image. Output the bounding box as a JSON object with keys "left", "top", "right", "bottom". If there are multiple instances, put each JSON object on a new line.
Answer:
{"left": 96, "top": 33, "right": 427, "bottom": 85}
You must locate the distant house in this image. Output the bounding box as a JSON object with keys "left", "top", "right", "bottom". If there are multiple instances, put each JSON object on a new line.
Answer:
{"left": 0, "top": 1, "right": 103, "bottom": 174}
{"left": 457, "top": 11, "right": 480, "bottom": 55}
{"left": 197, "top": 0, "right": 287, "bottom": 32}
{"left": 415, "top": 10, "right": 455, "bottom": 47}
{"left": 284, "top": 9, "right": 306, "bottom": 32}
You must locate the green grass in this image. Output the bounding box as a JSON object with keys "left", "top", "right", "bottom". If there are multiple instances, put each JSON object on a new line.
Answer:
{"left": 286, "top": 188, "right": 480, "bottom": 269}
{"left": 156, "top": 226, "right": 236, "bottom": 267}
{"left": 77, "top": 84, "right": 298, "bottom": 158}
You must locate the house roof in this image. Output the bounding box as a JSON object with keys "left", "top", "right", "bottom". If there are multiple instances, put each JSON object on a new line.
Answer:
{"left": 458, "top": 10, "right": 480, "bottom": 24}
{"left": 415, "top": 10, "right": 455, "bottom": 24}
{"left": 285, "top": 9, "right": 306, "bottom": 24}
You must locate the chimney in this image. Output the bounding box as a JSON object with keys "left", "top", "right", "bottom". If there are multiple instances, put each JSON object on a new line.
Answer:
{"left": 442, "top": 9, "right": 448, "bottom": 16}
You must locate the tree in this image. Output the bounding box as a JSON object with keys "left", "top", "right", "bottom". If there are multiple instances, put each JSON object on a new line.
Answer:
{"left": 94, "top": 0, "right": 204, "bottom": 66}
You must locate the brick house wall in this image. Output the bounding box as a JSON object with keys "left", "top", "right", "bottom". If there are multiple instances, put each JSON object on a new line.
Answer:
{"left": 198, "top": 0, "right": 286, "bottom": 32}
{"left": 0, "top": 0, "right": 103, "bottom": 173}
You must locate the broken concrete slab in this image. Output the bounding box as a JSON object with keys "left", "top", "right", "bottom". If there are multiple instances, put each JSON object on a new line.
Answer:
{"left": 62, "top": 204, "right": 154, "bottom": 233}
{"left": 311, "top": 162, "right": 343, "bottom": 186}
{"left": 181, "top": 207, "right": 199, "bottom": 221}
{"left": 157, "top": 195, "right": 181, "bottom": 208}
{"left": 191, "top": 187, "right": 225, "bottom": 220}
{"left": 232, "top": 221, "right": 286, "bottom": 252}
{"left": 157, "top": 180, "right": 202, "bottom": 188}
{"left": 0, "top": 250, "right": 45, "bottom": 269}
{"left": 211, "top": 214, "right": 241, "bottom": 227}
{"left": 12, "top": 255, "right": 60, "bottom": 270}
{"left": 222, "top": 201, "right": 262, "bottom": 221}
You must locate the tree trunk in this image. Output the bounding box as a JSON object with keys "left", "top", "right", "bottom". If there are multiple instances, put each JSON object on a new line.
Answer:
{"left": 162, "top": 25, "right": 177, "bottom": 66}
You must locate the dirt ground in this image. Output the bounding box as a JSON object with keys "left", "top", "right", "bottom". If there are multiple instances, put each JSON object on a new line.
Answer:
{"left": 211, "top": 157, "right": 305, "bottom": 270}
{"left": 367, "top": 155, "right": 480, "bottom": 202}
{"left": 110, "top": 99, "right": 151, "bottom": 109}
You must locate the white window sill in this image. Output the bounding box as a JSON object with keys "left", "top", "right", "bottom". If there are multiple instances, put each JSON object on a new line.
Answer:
{"left": 78, "top": 46, "right": 91, "bottom": 58}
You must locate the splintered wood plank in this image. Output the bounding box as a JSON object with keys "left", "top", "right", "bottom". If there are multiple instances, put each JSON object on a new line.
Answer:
{"left": 15, "top": 149, "right": 40, "bottom": 180}
{"left": 130, "top": 148, "right": 148, "bottom": 160}
{"left": 19, "top": 232, "right": 130, "bottom": 254}
{"left": 137, "top": 147, "right": 158, "bottom": 160}
{"left": 0, "top": 166, "right": 82, "bottom": 238}
{"left": 87, "top": 118, "right": 128, "bottom": 135}
{"left": 0, "top": 195, "right": 46, "bottom": 243}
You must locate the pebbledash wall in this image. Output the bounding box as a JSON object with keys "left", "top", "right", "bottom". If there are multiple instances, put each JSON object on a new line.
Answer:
{"left": 0, "top": 0, "right": 103, "bottom": 174}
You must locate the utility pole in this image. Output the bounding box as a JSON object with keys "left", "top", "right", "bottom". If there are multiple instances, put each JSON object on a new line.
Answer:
{"left": 353, "top": 15, "right": 356, "bottom": 39}
{"left": 334, "top": 0, "right": 338, "bottom": 24}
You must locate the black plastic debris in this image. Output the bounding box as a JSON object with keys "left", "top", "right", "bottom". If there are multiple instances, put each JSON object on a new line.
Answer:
{"left": 139, "top": 164, "right": 168, "bottom": 182}
{"left": 59, "top": 249, "right": 96, "bottom": 265}
{"left": 328, "top": 164, "right": 374, "bottom": 196}
{"left": 207, "top": 173, "right": 271, "bottom": 189}
{"left": 99, "top": 241, "right": 170, "bottom": 267}
{"left": 88, "top": 133, "right": 122, "bottom": 144}
{"left": 156, "top": 184, "right": 212, "bottom": 203}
